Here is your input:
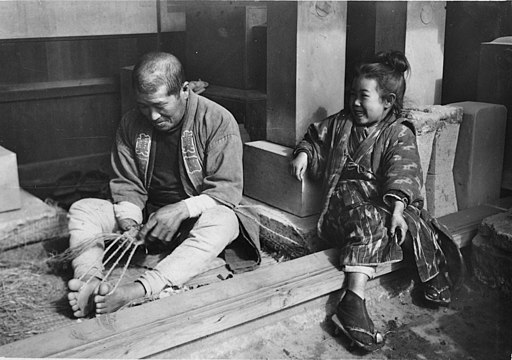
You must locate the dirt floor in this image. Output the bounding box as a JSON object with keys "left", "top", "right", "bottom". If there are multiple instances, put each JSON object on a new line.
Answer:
{"left": 165, "top": 270, "right": 512, "bottom": 360}
{"left": 1, "top": 240, "right": 511, "bottom": 359}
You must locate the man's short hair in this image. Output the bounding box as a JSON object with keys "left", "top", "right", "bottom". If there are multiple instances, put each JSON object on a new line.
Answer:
{"left": 132, "top": 52, "right": 185, "bottom": 96}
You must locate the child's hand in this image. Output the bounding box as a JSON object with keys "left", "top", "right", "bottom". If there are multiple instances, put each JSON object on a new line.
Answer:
{"left": 390, "top": 200, "right": 407, "bottom": 245}
{"left": 390, "top": 213, "right": 408, "bottom": 245}
{"left": 290, "top": 152, "right": 308, "bottom": 181}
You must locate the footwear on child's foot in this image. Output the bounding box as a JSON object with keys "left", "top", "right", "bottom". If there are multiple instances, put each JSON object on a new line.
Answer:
{"left": 332, "top": 289, "right": 385, "bottom": 352}
{"left": 423, "top": 272, "right": 451, "bottom": 306}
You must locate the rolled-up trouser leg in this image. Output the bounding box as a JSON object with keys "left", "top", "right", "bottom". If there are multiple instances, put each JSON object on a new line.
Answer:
{"left": 344, "top": 265, "right": 377, "bottom": 279}
{"left": 68, "top": 198, "right": 118, "bottom": 280}
{"left": 137, "top": 205, "right": 240, "bottom": 295}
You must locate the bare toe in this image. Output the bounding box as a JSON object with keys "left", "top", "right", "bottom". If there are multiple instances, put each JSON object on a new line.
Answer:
{"left": 98, "top": 282, "right": 111, "bottom": 296}
{"left": 68, "top": 278, "right": 83, "bottom": 291}
{"left": 67, "top": 277, "right": 101, "bottom": 318}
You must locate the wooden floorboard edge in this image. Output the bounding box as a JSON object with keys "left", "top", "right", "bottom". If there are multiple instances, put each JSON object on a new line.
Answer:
{"left": 155, "top": 268, "right": 412, "bottom": 359}
{"left": 0, "top": 249, "right": 401, "bottom": 358}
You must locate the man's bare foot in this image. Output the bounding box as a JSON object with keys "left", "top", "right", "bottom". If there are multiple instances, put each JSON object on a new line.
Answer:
{"left": 94, "top": 282, "right": 146, "bottom": 315}
{"left": 67, "top": 277, "right": 101, "bottom": 318}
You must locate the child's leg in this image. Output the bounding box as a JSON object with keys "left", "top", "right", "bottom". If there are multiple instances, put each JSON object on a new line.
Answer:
{"left": 94, "top": 205, "right": 239, "bottom": 314}
{"left": 67, "top": 198, "right": 118, "bottom": 317}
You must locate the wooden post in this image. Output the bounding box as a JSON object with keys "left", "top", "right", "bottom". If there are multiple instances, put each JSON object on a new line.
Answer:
{"left": 404, "top": 1, "right": 447, "bottom": 106}
{"left": 245, "top": 1, "right": 346, "bottom": 217}
{"left": 266, "top": 1, "right": 346, "bottom": 148}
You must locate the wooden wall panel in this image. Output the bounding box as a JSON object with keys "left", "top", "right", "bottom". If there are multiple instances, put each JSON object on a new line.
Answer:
{"left": 0, "top": 34, "right": 160, "bottom": 171}
{"left": 0, "top": 93, "right": 119, "bottom": 165}
{"left": 0, "top": 35, "right": 159, "bottom": 84}
{"left": 0, "top": 1, "right": 157, "bottom": 39}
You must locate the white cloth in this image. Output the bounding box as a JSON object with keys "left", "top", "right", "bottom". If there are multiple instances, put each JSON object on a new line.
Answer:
{"left": 68, "top": 198, "right": 239, "bottom": 295}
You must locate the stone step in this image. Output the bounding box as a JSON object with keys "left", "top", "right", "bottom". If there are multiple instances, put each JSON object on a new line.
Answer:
{"left": 471, "top": 233, "right": 512, "bottom": 296}
{"left": 0, "top": 190, "right": 68, "bottom": 251}
{"left": 478, "top": 210, "right": 512, "bottom": 253}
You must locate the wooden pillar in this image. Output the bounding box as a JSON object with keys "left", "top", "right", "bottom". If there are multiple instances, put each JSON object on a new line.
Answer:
{"left": 244, "top": 1, "right": 347, "bottom": 217}
{"left": 266, "top": 1, "right": 346, "bottom": 148}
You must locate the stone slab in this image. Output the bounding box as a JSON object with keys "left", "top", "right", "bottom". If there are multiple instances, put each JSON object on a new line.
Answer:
{"left": 0, "top": 189, "right": 69, "bottom": 251}
{"left": 425, "top": 171, "right": 458, "bottom": 218}
{"left": 478, "top": 210, "right": 512, "bottom": 253}
{"left": 415, "top": 131, "right": 436, "bottom": 204}
{"left": 402, "top": 105, "right": 463, "bottom": 135}
{"left": 428, "top": 122, "right": 460, "bottom": 174}
{"left": 450, "top": 102, "right": 507, "bottom": 210}
{"left": 0, "top": 146, "right": 21, "bottom": 213}
{"left": 242, "top": 196, "right": 325, "bottom": 259}
{"left": 402, "top": 105, "right": 463, "bottom": 215}
{"left": 243, "top": 141, "right": 322, "bottom": 217}
{"left": 472, "top": 233, "right": 512, "bottom": 297}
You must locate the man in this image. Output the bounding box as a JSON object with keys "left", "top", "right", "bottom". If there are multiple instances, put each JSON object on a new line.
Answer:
{"left": 67, "top": 52, "right": 260, "bottom": 317}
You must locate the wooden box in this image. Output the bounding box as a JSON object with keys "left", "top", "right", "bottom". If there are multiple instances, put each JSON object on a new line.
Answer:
{"left": 243, "top": 141, "right": 322, "bottom": 217}
{"left": 0, "top": 146, "right": 21, "bottom": 213}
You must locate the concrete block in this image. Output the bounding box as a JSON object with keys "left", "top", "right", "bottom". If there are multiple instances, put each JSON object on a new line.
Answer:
{"left": 472, "top": 233, "right": 512, "bottom": 297}
{"left": 0, "top": 146, "right": 21, "bottom": 213}
{"left": 425, "top": 172, "right": 458, "bottom": 217}
{"left": 450, "top": 102, "right": 507, "bottom": 210}
{"left": 243, "top": 141, "right": 322, "bottom": 217}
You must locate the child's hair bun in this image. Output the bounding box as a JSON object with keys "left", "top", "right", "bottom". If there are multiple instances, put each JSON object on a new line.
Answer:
{"left": 375, "top": 51, "right": 409, "bottom": 74}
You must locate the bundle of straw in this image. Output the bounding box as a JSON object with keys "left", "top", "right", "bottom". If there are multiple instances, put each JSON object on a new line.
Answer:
{"left": 0, "top": 260, "right": 67, "bottom": 345}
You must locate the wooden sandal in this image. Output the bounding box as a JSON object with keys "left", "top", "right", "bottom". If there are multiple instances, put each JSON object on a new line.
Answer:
{"left": 423, "top": 272, "right": 451, "bottom": 306}
{"left": 332, "top": 289, "right": 386, "bottom": 352}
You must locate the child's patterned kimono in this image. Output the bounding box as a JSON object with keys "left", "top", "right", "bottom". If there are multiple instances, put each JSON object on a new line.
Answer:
{"left": 295, "top": 110, "right": 449, "bottom": 282}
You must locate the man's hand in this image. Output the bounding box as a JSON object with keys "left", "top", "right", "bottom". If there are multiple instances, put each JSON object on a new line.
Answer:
{"left": 118, "top": 218, "right": 139, "bottom": 232}
{"left": 290, "top": 152, "right": 308, "bottom": 181}
{"left": 138, "top": 201, "right": 190, "bottom": 244}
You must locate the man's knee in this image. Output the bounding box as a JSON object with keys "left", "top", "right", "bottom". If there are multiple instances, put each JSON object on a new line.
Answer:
{"left": 69, "top": 198, "right": 111, "bottom": 216}
{"left": 68, "top": 198, "right": 115, "bottom": 232}
{"left": 195, "top": 205, "right": 239, "bottom": 240}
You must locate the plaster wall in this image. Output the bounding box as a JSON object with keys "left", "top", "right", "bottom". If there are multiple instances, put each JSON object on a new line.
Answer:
{"left": 405, "top": 1, "right": 446, "bottom": 106}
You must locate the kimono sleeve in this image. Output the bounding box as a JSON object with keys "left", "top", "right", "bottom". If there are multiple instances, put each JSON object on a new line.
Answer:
{"left": 381, "top": 123, "right": 424, "bottom": 207}
{"left": 201, "top": 117, "right": 243, "bottom": 208}
{"left": 293, "top": 113, "right": 339, "bottom": 180}
{"left": 109, "top": 115, "right": 148, "bottom": 210}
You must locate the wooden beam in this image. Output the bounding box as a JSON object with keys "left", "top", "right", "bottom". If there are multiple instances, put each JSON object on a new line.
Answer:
{"left": 0, "top": 77, "right": 118, "bottom": 103}
{"left": 0, "top": 249, "right": 401, "bottom": 358}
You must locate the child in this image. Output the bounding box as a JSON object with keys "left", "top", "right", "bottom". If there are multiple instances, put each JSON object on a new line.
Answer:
{"left": 290, "top": 51, "right": 463, "bottom": 352}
